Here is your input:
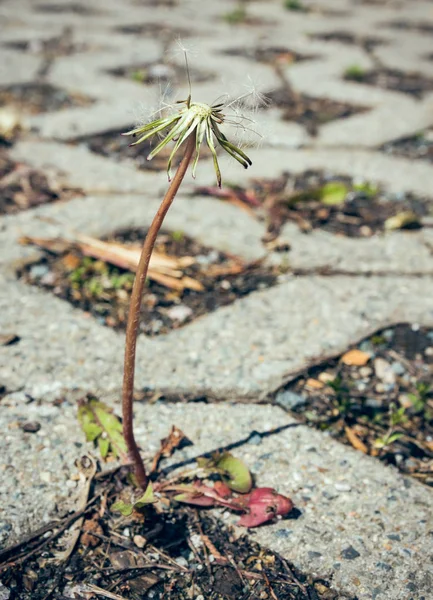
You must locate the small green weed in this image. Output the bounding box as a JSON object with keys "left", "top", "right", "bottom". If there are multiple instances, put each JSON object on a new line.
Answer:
{"left": 344, "top": 65, "right": 367, "bottom": 81}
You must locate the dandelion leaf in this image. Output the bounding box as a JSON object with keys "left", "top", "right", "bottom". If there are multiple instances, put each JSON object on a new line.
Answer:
{"left": 78, "top": 397, "right": 127, "bottom": 460}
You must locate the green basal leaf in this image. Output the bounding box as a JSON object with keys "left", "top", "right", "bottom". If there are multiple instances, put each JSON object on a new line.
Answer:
{"left": 77, "top": 397, "right": 127, "bottom": 460}
{"left": 111, "top": 500, "right": 134, "bottom": 517}
{"left": 98, "top": 436, "right": 110, "bottom": 459}
{"left": 319, "top": 182, "right": 348, "bottom": 206}
{"left": 134, "top": 483, "right": 157, "bottom": 508}
{"left": 353, "top": 182, "right": 378, "bottom": 197}
{"left": 216, "top": 453, "right": 252, "bottom": 493}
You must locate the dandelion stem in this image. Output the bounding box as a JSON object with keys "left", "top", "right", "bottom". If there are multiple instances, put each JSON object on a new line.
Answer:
{"left": 122, "top": 134, "right": 196, "bottom": 490}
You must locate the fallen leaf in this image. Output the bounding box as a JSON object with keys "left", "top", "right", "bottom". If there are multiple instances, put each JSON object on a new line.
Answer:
{"left": 345, "top": 426, "right": 368, "bottom": 454}
{"left": 384, "top": 211, "right": 421, "bottom": 231}
{"left": 306, "top": 378, "right": 324, "bottom": 390}
{"left": 216, "top": 453, "right": 252, "bottom": 493}
{"left": 319, "top": 182, "right": 348, "bottom": 206}
{"left": 341, "top": 349, "right": 371, "bottom": 366}
{"left": 81, "top": 517, "right": 103, "bottom": 547}
{"left": 20, "top": 234, "right": 205, "bottom": 292}
{"left": 150, "top": 425, "right": 192, "bottom": 473}
{"left": 237, "top": 487, "right": 293, "bottom": 527}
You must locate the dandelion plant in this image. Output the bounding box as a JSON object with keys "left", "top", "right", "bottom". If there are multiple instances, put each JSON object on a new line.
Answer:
{"left": 121, "top": 56, "right": 258, "bottom": 490}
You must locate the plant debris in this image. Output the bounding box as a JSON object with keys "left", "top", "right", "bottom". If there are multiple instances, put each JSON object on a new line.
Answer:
{"left": 19, "top": 228, "right": 279, "bottom": 335}
{"left": 0, "top": 471, "right": 348, "bottom": 599}
{"left": 0, "top": 152, "right": 82, "bottom": 214}
{"left": 108, "top": 61, "right": 214, "bottom": 86}
{"left": 196, "top": 170, "right": 429, "bottom": 240}
{"left": 3, "top": 27, "right": 92, "bottom": 56}
{"left": 0, "top": 82, "right": 93, "bottom": 115}
{"left": 381, "top": 129, "right": 433, "bottom": 163}
{"left": 76, "top": 127, "right": 212, "bottom": 172}
{"left": 310, "top": 31, "right": 385, "bottom": 51}
{"left": 223, "top": 45, "right": 314, "bottom": 64}
{"left": 344, "top": 68, "right": 433, "bottom": 99}
{"left": 264, "top": 88, "right": 365, "bottom": 135}
{"left": 274, "top": 324, "right": 433, "bottom": 486}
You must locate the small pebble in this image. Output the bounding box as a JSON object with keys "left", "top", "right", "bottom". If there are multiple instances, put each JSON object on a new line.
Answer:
{"left": 374, "top": 358, "right": 395, "bottom": 385}
{"left": 40, "top": 472, "right": 51, "bottom": 484}
{"left": 274, "top": 390, "right": 305, "bottom": 410}
{"left": 20, "top": 421, "right": 41, "bottom": 433}
{"left": 341, "top": 545, "right": 360, "bottom": 560}
{"left": 334, "top": 482, "right": 351, "bottom": 492}
{"left": 175, "top": 556, "right": 189, "bottom": 568}
{"left": 248, "top": 433, "right": 262, "bottom": 446}
{"left": 122, "top": 528, "right": 130, "bottom": 538}
{"left": 166, "top": 304, "right": 193, "bottom": 322}
{"left": 133, "top": 535, "right": 146, "bottom": 548}
{"left": 29, "top": 264, "right": 49, "bottom": 279}
{"left": 359, "top": 366, "right": 372, "bottom": 378}
{"left": 391, "top": 362, "right": 405, "bottom": 376}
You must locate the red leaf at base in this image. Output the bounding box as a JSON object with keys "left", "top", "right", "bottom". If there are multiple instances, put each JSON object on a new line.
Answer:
{"left": 237, "top": 487, "right": 293, "bottom": 528}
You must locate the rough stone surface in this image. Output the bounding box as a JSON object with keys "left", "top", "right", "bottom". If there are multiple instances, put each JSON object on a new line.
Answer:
{"left": 1, "top": 0, "right": 433, "bottom": 598}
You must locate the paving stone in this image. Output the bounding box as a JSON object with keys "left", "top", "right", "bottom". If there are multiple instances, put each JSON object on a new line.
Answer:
{"left": 1, "top": 273, "right": 432, "bottom": 399}
{"left": 0, "top": 398, "right": 431, "bottom": 600}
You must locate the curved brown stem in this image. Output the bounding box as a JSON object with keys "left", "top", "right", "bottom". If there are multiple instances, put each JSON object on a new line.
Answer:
{"left": 122, "top": 134, "right": 196, "bottom": 490}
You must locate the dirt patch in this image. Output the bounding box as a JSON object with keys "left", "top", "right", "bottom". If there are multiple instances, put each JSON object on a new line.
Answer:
{"left": 76, "top": 126, "right": 212, "bottom": 172}
{"left": 114, "top": 23, "right": 190, "bottom": 38}
{"left": 0, "top": 476, "right": 351, "bottom": 600}
{"left": 310, "top": 31, "right": 385, "bottom": 51}
{"left": 0, "top": 152, "right": 82, "bottom": 215}
{"left": 264, "top": 88, "right": 366, "bottom": 135}
{"left": 344, "top": 68, "right": 433, "bottom": 99}
{"left": 196, "top": 170, "right": 429, "bottom": 240}
{"left": 0, "top": 83, "right": 93, "bottom": 115}
{"left": 381, "top": 129, "right": 433, "bottom": 163}
{"left": 19, "top": 228, "right": 279, "bottom": 336}
{"left": 3, "top": 28, "right": 94, "bottom": 56}
{"left": 384, "top": 20, "right": 433, "bottom": 34}
{"left": 33, "top": 2, "right": 100, "bottom": 14}
{"left": 223, "top": 46, "right": 315, "bottom": 64}
{"left": 273, "top": 324, "right": 433, "bottom": 486}
{"left": 108, "top": 61, "right": 214, "bottom": 86}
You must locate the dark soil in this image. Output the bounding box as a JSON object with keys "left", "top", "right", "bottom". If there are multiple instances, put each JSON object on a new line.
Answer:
{"left": 310, "top": 31, "right": 385, "bottom": 51}
{"left": 3, "top": 28, "right": 92, "bottom": 56}
{"left": 384, "top": 19, "right": 433, "bottom": 34}
{"left": 33, "top": 2, "right": 100, "bottom": 15}
{"left": 344, "top": 68, "right": 433, "bottom": 99}
{"left": 0, "top": 474, "right": 352, "bottom": 600}
{"left": 381, "top": 130, "right": 433, "bottom": 163}
{"left": 108, "top": 61, "right": 214, "bottom": 86}
{"left": 0, "top": 83, "right": 93, "bottom": 115}
{"left": 20, "top": 228, "right": 279, "bottom": 336}
{"left": 273, "top": 324, "right": 433, "bottom": 486}
{"left": 0, "top": 152, "right": 82, "bottom": 215}
{"left": 223, "top": 46, "right": 314, "bottom": 64}
{"left": 197, "top": 170, "right": 429, "bottom": 240}
{"left": 264, "top": 88, "right": 366, "bottom": 135}
{"left": 114, "top": 23, "right": 191, "bottom": 38}
{"left": 76, "top": 126, "right": 211, "bottom": 172}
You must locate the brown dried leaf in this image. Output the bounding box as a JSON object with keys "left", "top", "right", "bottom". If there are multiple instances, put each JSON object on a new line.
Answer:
{"left": 341, "top": 349, "right": 371, "bottom": 366}
{"left": 345, "top": 426, "right": 368, "bottom": 454}
{"left": 150, "top": 425, "right": 192, "bottom": 473}
{"left": 81, "top": 517, "right": 103, "bottom": 548}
